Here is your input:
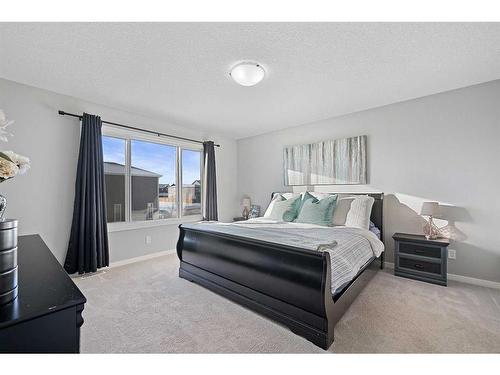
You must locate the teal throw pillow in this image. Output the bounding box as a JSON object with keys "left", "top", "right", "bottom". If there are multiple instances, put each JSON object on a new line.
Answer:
{"left": 269, "top": 195, "right": 301, "bottom": 222}
{"left": 295, "top": 194, "right": 338, "bottom": 226}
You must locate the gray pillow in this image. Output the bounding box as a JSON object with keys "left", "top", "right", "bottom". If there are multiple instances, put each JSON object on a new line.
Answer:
{"left": 332, "top": 196, "right": 356, "bottom": 225}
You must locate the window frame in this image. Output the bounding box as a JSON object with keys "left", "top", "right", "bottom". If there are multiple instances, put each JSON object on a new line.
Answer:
{"left": 102, "top": 125, "right": 204, "bottom": 232}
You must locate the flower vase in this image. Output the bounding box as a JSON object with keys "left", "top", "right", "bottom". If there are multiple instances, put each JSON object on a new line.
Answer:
{"left": 0, "top": 218, "right": 18, "bottom": 305}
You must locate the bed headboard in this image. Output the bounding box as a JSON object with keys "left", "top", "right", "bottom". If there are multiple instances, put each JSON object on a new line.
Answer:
{"left": 270, "top": 192, "right": 384, "bottom": 243}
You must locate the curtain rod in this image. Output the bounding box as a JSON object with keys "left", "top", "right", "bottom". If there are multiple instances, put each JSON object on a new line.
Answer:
{"left": 58, "top": 110, "right": 220, "bottom": 147}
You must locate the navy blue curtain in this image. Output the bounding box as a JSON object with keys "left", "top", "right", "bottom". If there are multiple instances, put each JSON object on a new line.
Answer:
{"left": 64, "top": 113, "right": 109, "bottom": 274}
{"left": 203, "top": 141, "right": 218, "bottom": 221}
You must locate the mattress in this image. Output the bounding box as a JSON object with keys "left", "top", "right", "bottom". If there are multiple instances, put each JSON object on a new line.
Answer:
{"left": 182, "top": 218, "right": 384, "bottom": 295}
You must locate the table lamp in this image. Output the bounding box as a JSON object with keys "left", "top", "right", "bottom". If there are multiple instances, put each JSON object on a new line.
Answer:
{"left": 421, "top": 201, "right": 440, "bottom": 239}
{"left": 241, "top": 197, "right": 251, "bottom": 220}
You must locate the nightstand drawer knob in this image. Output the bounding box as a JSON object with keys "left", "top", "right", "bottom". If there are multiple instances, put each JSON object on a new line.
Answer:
{"left": 414, "top": 264, "right": 424, "bottom": 269}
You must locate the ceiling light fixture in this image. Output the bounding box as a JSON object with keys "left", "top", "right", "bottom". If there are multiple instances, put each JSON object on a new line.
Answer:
{"left": 230, "top": 62, "right": 265, "bottom": 86}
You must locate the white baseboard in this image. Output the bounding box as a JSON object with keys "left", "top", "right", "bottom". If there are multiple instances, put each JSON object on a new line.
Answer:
{"left": 74, "top": 251, "right": 500, "bottom": 290}
{"left": 384, "top": 262, "right": 500, "bottom": 290}
{"left": 109, "top": 249, "right": 176, "bottom": 269}
{"left": 70, "top": 249, "right": 176, "bottom": 280}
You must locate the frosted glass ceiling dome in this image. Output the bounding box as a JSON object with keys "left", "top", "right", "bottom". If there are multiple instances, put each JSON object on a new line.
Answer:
{"left": 230, "top": 62, "right": 265, "bottom": 86}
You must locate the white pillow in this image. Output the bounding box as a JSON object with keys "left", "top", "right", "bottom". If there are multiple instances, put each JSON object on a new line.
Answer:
{"left": 263, "top": 193, "right": 298, "bottom": 217}
{"left": 345, "top": 196, "right": 375, "bottom": 230}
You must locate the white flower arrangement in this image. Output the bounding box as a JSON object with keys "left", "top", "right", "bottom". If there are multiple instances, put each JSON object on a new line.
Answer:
{"left": 0, "top": 110, "right": 30, "bottom": 182}
{"left": 0, "top": 109, "right": 14, "bottom": 143}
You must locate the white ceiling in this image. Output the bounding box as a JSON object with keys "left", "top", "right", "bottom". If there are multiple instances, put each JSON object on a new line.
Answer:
{"left": 1, "top": 23, "right": 500, "bottom": 139}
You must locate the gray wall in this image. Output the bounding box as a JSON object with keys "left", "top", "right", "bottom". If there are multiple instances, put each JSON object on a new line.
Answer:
{"left": 0, "top": 78, "right": 239, "bottom": 264}
{"left": 237, "top": 80, "right": 500, "bottom": 283}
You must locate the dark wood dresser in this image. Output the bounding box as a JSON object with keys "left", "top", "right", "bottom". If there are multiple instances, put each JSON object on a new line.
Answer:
{"left": 393, "top": 232, "right": 450, "bottom": 286}
{"left": 0, "top": 235, "right": 86, "bottom": 353}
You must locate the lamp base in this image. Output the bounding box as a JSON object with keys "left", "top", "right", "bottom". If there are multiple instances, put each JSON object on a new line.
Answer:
{"left": 423, "top": 216, "right": 440, "bottom": 240}
{"left": 241, "top": 207, "right": 249, "bottom": 220}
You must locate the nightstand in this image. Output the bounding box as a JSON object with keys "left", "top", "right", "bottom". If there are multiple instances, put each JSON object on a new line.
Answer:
{"left": 393, "top": 233, "right": 450, "bottom": 286}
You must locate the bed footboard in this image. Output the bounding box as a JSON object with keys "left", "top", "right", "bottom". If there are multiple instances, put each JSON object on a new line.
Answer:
{"left": 177, "top": 224, "right": 378, "bottom": 349}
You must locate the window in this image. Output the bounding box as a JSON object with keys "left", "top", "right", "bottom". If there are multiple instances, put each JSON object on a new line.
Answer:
{"left": 101, "top": 129, "right": 203, "bottom": 227}
{"left": 182, "top": 149, "right": 202, "bottom": 216}
{"left": 103, "top": 136, "right": 126, "bottom": 223}
{"left": 131, "top": 140, "right": 177, "bottom": 221}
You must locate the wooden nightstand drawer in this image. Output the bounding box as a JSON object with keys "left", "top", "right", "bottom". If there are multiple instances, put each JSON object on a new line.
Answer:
{"left": 399, "top": 256, "right": 441, "bottom": 275}
{"left": 398, "top": 242, "right": 441, "bottom": 259}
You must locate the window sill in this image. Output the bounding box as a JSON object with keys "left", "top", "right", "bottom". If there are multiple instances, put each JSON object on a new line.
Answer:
{"left": 107, "top": 216, "right": 203, "bottom": 233}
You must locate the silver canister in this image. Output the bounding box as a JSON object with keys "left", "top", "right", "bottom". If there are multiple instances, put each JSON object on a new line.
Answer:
{"left": 0, "top": 219, "right": 18, "bottom": 305}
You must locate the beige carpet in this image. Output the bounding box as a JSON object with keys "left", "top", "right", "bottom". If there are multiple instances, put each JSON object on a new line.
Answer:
{"left": 74, "top": 253, "right": 500, "bottom": 353}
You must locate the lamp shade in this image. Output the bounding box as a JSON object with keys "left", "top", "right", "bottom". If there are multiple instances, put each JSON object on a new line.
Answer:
{"left": 242, "top": 198, "right": 251, "bottom": 209}
{"left": 421, "top": 202, "right": 440, "bottom": 216}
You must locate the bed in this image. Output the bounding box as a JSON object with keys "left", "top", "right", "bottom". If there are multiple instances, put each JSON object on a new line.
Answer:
{"left": 176, "top": 192, "right": 384, "bottom": 349}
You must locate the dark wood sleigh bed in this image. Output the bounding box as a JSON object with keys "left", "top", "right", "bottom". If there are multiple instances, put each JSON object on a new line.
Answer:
{"left": 176, "top": 193, "right": 384, "bottom": 350}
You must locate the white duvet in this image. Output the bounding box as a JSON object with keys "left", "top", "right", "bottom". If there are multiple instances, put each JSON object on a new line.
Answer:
{"left": 233, "top": 217, "right": 384, "bottom": 257}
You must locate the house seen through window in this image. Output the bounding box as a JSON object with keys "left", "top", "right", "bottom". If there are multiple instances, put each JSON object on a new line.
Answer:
{"left": 102, "top": 134, "right": 202, "bottom": 224}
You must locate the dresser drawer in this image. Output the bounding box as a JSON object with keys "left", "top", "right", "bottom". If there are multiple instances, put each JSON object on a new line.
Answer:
{"left": 399, "top": 257, "right": 442, "bottom": 275}
{"left": 398, "top": 242, "right": 441, "bottom": 258}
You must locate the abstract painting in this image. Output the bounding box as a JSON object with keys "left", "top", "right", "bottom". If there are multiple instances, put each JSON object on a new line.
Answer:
{"left": 283, "top": 135, "right": 367, "bottom": 185}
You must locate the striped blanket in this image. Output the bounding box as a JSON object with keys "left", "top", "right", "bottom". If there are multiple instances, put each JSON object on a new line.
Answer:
{"left": 182, "top": 218, "right": 384, "bottom": 295}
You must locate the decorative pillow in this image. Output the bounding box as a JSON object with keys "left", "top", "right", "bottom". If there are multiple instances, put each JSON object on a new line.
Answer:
{"left": 299, "top": 192, "right": 338, "bottom": 222}
{"left": 295, "top": 194, "right": 338, "bottom": 226}
{"left": 264, "top": 193, "right": 299, "bottom": 218}
{"left": 302, "top": 192, "right": 331, "bottom": 201}
{"left": 299, "top": 191, "right": 318, "bottom": 210}
{"left": 345, "top": 196, "right": 375, "bottom": 230}
{"left": 325, "top": 194, "right": 338, "bottom": 223}
{"left": 268, "top": 195, "right": 302, "bottom": 222}
{"left": 263, "top": 194, "right": 285, "bottom": 218}
{"left": 369, "top": 221, "right": 381, "bottom": 239}
{"left": 331, "top": 196, "right": 356, "bottom": 225}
